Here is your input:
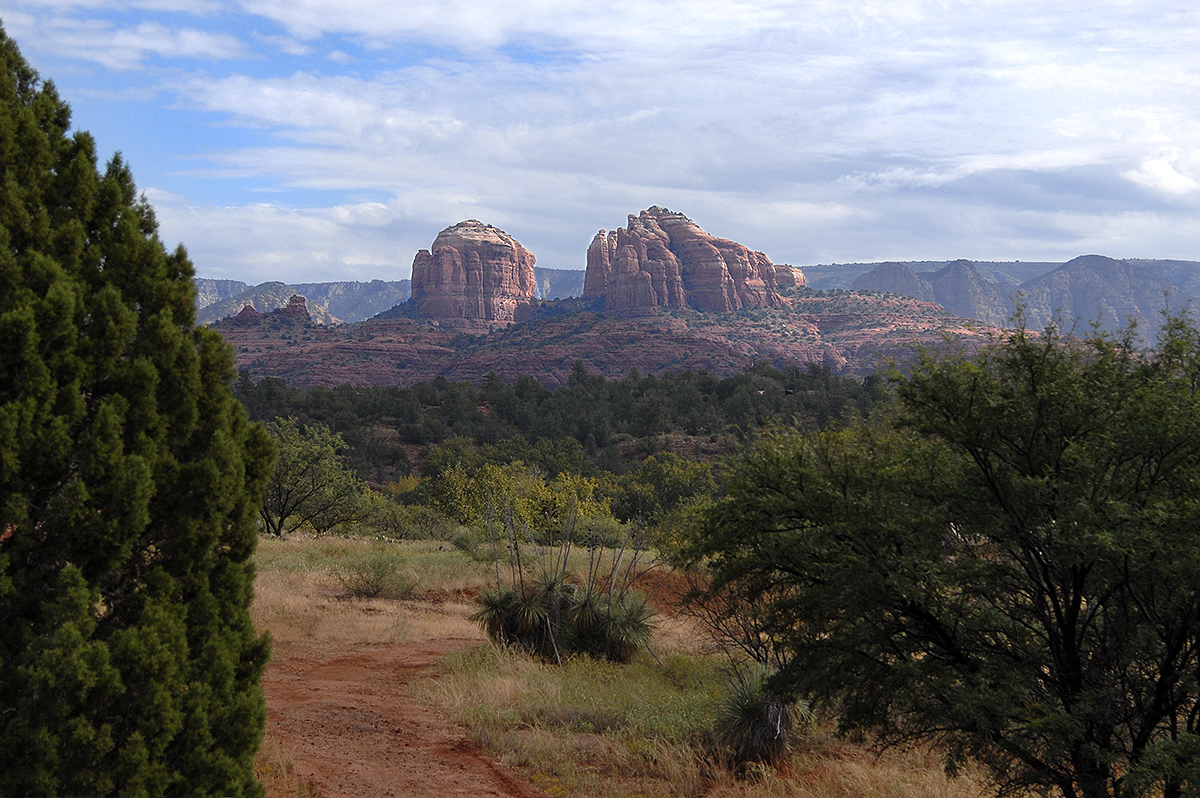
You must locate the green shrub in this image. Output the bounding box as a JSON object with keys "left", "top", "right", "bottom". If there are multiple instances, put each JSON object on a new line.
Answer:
{"left": 712, "top": 665, "right": 807, "bottom": 770}
{"left": 450, "top": 526, "right": 493, "bottom": 561}
{"left": 472, "top": 581, "right": 656, "bottom": 664}
{"left": 332, "top": 546, "right": 419, "bottom": 599}
{"left": 361, "top": 496, "right": 459, "bottom": 541}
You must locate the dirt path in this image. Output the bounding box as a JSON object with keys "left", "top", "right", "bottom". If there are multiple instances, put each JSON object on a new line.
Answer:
{"left": 263, "top": 635, "right": 544, "bottom": 798}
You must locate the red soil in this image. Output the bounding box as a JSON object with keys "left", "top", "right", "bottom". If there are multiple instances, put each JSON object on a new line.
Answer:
{"left": 262, "top": 636, "right": 545, "bottom": 798}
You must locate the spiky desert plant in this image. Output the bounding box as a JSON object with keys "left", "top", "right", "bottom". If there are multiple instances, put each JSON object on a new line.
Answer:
{"left": 597, "top": 590, "right": 657, "bottom": 663}
{"left": 472, "top": 585, "right": 523, "bottom": 647}
{"left": 713, "top": 664, "right": 802, "bottom": 770}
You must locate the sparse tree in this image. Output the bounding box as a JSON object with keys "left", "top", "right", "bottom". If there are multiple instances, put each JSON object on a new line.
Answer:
{"left": 259, "top": 418, "right": 364, "bottom": 536}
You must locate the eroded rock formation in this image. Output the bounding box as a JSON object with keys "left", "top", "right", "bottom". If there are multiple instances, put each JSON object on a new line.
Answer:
{"left": 410, "top": 220, "right": 537, "bottom": 332}
{"left": 280, "top": 295, "right": 311, "bottom": 321}
{"left": 583, "top": 206, "right": 798, "bottom": 314}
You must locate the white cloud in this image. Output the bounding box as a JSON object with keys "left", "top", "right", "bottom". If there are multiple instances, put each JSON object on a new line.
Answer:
{"left": 1123, "top": 158, "right": 1200, "bottom": 196}
{"left": 14, "top": 18, "right": 249, "bottom": 70}
{"left": 148, "top": 191, "right": 431, "bottom": 282}
{"left": 14, "top": 0, "right": 1200, "bottom": 281}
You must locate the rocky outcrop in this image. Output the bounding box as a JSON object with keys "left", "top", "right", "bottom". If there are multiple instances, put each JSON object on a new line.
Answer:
{"left": 582, "top": 206, "right": 796, "bottom": 314}
{"left": 280, "top": 295, "right": 311, "bottom": 321}
{"left": 409, "top": 220, "right": 537, "bottom": 332}
{"left": 198, "top": 281, "right": 339, "bottom": 325}
{"left": 229, "top": 294, "right": 312, "bottom": 325}
{"left": 773, "top": 264, "right": 807, "bottom": 290}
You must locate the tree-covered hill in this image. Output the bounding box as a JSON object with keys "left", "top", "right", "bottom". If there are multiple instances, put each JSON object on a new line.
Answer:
{"left": 234, "top": 360, "right": 887, "bottom": 484}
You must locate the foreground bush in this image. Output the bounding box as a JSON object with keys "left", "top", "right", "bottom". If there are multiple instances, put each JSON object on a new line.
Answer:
{"left": 473, "top": 579, "right": 655, "bottom": 663}
{"left": 686, "top": 317, "right": 1200, "bottom": 797}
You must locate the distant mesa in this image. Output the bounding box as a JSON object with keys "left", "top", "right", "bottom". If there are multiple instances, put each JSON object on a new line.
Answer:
{"left": 409, "top": 219, "right": 538, "bottom": 332}
{"left": 199, "top": 280, "right": 341, "bottom": 325}
{"left": 582, "top": 206, "right": 803, "bottom": 314}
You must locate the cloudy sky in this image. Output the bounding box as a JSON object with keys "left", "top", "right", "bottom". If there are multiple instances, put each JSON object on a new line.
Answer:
{"left": 6, "top": 1, "right": 1200, "bottom": 284}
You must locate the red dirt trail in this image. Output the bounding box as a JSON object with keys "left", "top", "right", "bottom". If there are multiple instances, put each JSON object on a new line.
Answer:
{"left": 262, "top": 636, "right": 545, "bottom": 798}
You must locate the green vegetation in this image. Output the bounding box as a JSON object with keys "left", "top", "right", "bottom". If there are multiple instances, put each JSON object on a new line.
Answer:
{"left": 234, "top": 359, "right": 886, "bottom": 484}
{"left": 259, "top": 417, "right": 365, "bottom": 536}
{"left": 683, "top": 317, "right": 1200, "bottom": 798}
{"left": 0, "top": 28, "right": 272, "bottom": 796}
{"left": 331, "top": 544, "right": 420, "bottom": 599}
{"left": 712, "top": 665, "right": 807, "bottom": 771}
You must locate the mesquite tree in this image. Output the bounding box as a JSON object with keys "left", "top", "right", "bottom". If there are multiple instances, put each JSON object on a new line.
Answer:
{"left": 685, "top": 318, "right": 1200, "bottom": 798}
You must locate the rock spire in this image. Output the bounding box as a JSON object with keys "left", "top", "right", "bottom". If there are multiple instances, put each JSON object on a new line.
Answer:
{"left": 582, "top": 206, "right": 801, "bottom": 314}
{"left": 409, "top": 220, "right": 537, "bottom": 332}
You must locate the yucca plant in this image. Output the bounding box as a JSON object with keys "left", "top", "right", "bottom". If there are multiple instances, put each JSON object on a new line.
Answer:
{"left": 473, "top": 585, "right": 523, "bottom": 647}
{"left": 596, "top": 590, "right": 656, "bottom": 663}
{"left": 713, "top": 664, "right": 805, "bottom": 770}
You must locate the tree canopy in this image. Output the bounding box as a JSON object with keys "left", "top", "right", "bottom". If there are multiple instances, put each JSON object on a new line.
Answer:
{"left": 685, "top": 318, "right": 1200, "bottom": 798}
{"left": 260, "top": 418, "right": 364, "bottom": 537}
{"left": 0, "top": 27, "right": 274, "bottom": 795}
{"left": 233, "top": 359, "right": 887, "bottom": 484}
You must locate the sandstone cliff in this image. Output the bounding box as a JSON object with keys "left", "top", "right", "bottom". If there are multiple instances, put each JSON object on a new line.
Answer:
{"left": 583, "top": 206, "right": 798, "bottom": 314}
{"left": 409, "top": 220, "right": 537, "bottom": 332}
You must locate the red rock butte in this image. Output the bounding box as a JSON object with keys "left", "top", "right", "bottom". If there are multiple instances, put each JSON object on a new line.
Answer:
{"left": 410, "top": 220, "right": 538, "bottom": 333}
{"left": 583, "top": 206, "right": 804, "bottom": 314}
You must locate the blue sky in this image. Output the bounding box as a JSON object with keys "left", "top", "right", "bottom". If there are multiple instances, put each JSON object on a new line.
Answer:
{"left": 6, "top": 1, "right": 1200, "bottom": 284}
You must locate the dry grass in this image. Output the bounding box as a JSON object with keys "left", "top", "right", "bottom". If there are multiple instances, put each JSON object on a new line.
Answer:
{"left": 252, "top": 533, "right": 1000, "bottom": 798}
{"left": 255, "top": 731, "right": 324, "bottom": 798}
{"left": 251, "top": 534, "right": 492, "bottom": 646}
{"left": 252, "top": 567, "right": 415, "bottom": 645}
{"left": 423, "top": 643, "right": 995, "bottom": 798}
{"left": 251, "top": 533, "right": 490, "bottom": 798}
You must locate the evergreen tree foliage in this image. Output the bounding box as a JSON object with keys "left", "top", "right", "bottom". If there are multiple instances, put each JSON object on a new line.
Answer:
{"left": 0, "top": 28, "right": 274, "bottom": 796}
{"left": 232, "top": 360, "right": 887, "bottom": 484}
{"left": 685, "top": 318, "right": 1200, "bottom": 798}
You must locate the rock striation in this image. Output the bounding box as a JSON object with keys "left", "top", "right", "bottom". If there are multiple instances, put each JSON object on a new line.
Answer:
{"left": 409, "top": 220, "right": 537, "bottom": 332}
{"left": 583, "top": 206, "right": 800, "bottom": 314}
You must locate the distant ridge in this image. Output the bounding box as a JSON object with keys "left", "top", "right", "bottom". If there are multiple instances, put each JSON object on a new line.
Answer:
{"left": 195, "top": 267, "right": 583, "bottom": 325}
{"left": 194, "top": 279, "right": 411, "bottom": 325}
{"left": 849, "top": 255, "right": 1197, "bottom": 342}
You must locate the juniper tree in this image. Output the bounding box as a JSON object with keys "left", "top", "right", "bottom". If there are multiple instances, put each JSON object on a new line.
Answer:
{"left": 0, "top": 27, "right": 274, "bottom": 796}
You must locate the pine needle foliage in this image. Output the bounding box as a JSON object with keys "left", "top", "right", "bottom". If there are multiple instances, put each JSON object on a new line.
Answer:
{"left": 0, "top": 27, "right": 274, "bottom": 796}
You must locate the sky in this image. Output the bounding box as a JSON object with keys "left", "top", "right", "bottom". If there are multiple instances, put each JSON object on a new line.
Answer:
{"left": 5, "top": 1, "right": 1200, "bottom": 284}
